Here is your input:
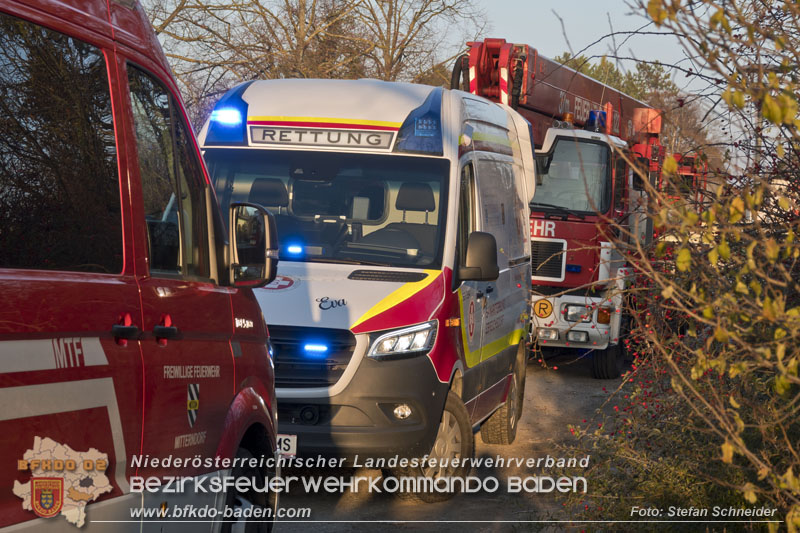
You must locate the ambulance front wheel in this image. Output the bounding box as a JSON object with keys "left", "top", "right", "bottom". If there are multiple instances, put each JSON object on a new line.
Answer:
{"left": 388, "top": 390, "right": 474, "bottom": 503}
{"left": 222, "top": 446, "right": 277, "bottom": 533}
{"left": 591, "top": 343, "right": 624, "bottom": 379}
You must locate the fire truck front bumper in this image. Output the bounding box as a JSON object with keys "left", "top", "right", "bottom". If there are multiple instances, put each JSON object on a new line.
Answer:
{"left": 530, "top": 294, "right": 622, "bottom": 350}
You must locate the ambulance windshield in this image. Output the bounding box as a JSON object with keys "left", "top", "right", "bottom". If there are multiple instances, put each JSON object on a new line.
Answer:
{"left": 206, "top": 149, "right": 449, "bottom": 268}
{"left": 533, "top": 138, "right": 611, "bottom": 214}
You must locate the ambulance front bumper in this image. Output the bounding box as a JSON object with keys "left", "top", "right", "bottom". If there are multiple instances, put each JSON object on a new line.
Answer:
{"left": 531, "top": 294, "right": 620, "bottom": 350}
{"left": 275, "top": 335, "right": 448, "bottom": 460}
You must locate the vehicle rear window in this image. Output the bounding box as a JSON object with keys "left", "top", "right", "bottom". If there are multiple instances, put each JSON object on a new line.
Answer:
{"left": 0, "top": 13, "right": 122, "bottom": 273}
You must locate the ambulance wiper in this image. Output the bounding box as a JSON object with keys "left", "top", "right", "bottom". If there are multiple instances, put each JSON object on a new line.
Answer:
{"left": 529, "top": 202, "right": 586, "bottom": 220}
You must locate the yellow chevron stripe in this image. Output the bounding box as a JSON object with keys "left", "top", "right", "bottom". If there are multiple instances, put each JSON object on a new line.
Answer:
{"left": 350, "top": 270, "right": 441, "bottom": 330}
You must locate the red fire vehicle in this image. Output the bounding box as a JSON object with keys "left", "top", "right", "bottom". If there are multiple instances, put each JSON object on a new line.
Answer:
{"left": 452, "top": 38, "right": 664, "bottom": 378}
{"left": 0, "top": 1, "right": 279, "bottom": 530}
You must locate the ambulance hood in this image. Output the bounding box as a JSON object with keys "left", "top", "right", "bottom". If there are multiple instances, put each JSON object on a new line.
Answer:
{"left": 256, "top": 262, "right": 446, "bottom": 335}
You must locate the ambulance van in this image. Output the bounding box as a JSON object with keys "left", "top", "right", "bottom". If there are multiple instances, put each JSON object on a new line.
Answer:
{"left": 0, "top": 1, "right": 279, "bottom": 530}
{"left": 199, "top": 79, "right": 535, "bottom": 484}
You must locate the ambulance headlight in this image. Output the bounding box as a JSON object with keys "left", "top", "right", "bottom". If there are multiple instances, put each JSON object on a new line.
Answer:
{"left": 564, "top": 304, "right": 592, "bottom": 322}
{"left": 368, "top": 321, "right": 437, "bottom": 360}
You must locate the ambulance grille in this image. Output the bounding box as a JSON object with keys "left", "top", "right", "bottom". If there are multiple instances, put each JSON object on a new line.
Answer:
{"left": 270, "top": 326, "right": 356, "bottom": 388}
{"left": 531, "top": 239, "right": 565, "bottom": 279}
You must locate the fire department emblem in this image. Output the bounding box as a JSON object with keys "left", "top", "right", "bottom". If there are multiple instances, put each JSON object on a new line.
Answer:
{"left": 31, "top": 477, "right": 63, "bottom": 518}
{"left": 187, "top": 384, "right": 199, "bottom": 427}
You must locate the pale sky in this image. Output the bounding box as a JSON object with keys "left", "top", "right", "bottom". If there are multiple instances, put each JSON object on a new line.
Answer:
{"left": 474, "top": 0, "right": 698, "bottom": 92}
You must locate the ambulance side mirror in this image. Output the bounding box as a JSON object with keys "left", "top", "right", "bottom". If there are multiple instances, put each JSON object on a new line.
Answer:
{"left": 459, "top": 232, "right": 499, "bottom": 282}
{"left": 229, "top": 202, "right": 279, "bottom": 288}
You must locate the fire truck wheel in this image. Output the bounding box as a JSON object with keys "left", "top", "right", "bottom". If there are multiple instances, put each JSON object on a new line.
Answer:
{"left": 222, "top": 446, "right": 276, "bottom": 533}
{"left": 591, "top": 343, "right": 624, "bottom": 379}
{"left": 388, "top": 390, "right": 474, "bottom": 503}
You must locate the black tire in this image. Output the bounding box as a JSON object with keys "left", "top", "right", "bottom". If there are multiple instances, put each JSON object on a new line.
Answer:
{"left": 515, "top": 345, "right": 528, "bottom": 420}
{"left": 221, "top": 447, "right": 277, "bottom": 533}
{"left": 480, "top": 374, "right": 519, "bottom": 445}
{"left": 389, "top": 390, "right": 474, "bottom": 503}
{"left": 591, "top": 343, "right": 624, "bottom": 379}
{"left": 481, "top": 345, "right": 526, "bottom": 445}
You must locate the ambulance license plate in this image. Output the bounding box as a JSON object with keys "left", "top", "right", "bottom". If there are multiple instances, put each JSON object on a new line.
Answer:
{"left": 277, "top": 434, "right": 297, "bottom": 456}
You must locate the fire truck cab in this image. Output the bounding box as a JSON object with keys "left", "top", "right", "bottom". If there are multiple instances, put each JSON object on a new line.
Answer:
{"left": 530, "top": 124, "right": 641, "bottom": 378}
{"left": 455, "top": 39, "right": 662, "bottom": 379}
{"left": 0, "top": 1, "right": 279, "bottom": 530}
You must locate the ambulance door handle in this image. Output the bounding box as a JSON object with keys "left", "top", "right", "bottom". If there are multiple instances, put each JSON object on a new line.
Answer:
{"left": 486, "top": 285, "right": 495, "bottom": 295}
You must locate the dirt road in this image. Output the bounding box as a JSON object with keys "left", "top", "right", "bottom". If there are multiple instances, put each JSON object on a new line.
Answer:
{"left": 277, "top": 350, "right": 620, "bottom": 531}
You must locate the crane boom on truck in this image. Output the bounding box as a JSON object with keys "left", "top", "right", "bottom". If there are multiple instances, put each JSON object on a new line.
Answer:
{"left": 452, "top": 38, "right": 665, "bottom": 378}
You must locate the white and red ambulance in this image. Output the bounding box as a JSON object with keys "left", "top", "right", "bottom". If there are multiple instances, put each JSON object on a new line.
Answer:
{"left": 0, "top": 1, "right": 278, "bottom": 530}
{"left": 199, "top": 79, "right": 535, "bottom": 496}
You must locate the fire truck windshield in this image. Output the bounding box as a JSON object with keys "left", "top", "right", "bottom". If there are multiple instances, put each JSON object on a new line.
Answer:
{"left": 533, "top": 138, "right": 611, "bottom": 214}
{"left": 205, "top": 149, "right": 449, "bottom": 269}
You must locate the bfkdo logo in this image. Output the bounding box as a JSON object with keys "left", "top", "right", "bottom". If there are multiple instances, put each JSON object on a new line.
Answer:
{"left": 13, "top": 436, "right": 113, "bottom": 528}
{"left": 31, "top": 477, "right": 63, "bottom": 518}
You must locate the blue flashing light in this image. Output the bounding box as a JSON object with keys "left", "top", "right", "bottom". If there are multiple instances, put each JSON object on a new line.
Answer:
{"left": 303, "top": 344, "right": 329, "bottom": 355}
{"left": 286, "top": 244, "right": 303, "bottom": 255}
{"left": 394, "top": 88, "right": 443, "bottom": 155}
{"left": 565, "top": 264, "right": 582, "bottom": 273}
{"left": 205, "top": 80, "right": 254, "bottom": 145}
{"left": 586, "top": 110, "right": 607, "bottom": 133}
{"left": 210, "top": 107, "right": 242, "bottom": 126}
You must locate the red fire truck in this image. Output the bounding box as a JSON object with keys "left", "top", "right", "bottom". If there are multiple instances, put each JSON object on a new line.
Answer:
{"left": 452, "top": 38, "right": 664, "bottom": 378}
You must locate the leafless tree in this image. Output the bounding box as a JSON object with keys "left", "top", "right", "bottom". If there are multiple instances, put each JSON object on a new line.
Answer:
{"left": 142, "top": 0, "right": 485, "bottom": 126}
{"left": 352, "top": 0, "right": 485, "bottom": 81}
